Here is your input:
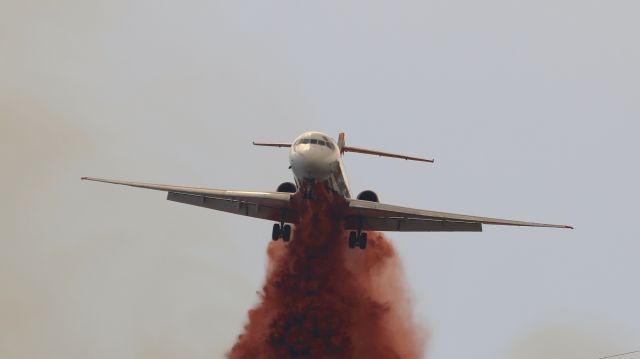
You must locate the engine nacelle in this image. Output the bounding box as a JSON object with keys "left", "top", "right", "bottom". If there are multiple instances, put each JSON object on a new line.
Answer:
{"left": 356, "top": 190, "right": 379, "bottom": 202}
{"left": 277, "top": 182, "right": 297, "bottom": 193}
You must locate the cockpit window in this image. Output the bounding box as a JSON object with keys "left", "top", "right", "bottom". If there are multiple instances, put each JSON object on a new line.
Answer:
{"left": 296, "top": 137, "right": 334, "bottom": 149}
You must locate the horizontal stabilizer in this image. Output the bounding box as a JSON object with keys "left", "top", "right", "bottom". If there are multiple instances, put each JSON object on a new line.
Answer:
{"left": 343, "top": 146, "right": 434, "bottom": 163}
{"left": 337, "top": 132, "right": 433, "bottom": 163}
{"left": 252, "top": 142, "right": 291, "bottom": 148}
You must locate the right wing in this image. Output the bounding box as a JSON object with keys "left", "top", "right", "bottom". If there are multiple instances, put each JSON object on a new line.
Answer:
{"left": 81, "top": 177, "right": 298, "bottom": 224}
{"left": 345, "top": 198, "right": 573, "bottom": 232}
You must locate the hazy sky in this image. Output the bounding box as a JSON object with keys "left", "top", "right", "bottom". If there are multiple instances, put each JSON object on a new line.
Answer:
{"left": 1, "top": 1, "right": 639, "bottom": 358}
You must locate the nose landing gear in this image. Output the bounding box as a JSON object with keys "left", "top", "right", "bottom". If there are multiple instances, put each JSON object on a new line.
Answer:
{"left": 303, "top": 187, "right": 314, "bottom": 200}
{"left": 348, "top": 230, "right": 367, "bottom": 250}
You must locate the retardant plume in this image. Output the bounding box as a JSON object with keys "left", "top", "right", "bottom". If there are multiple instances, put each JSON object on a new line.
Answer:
{"left": 228, "top": 184, "right": 427, "bottom": 359}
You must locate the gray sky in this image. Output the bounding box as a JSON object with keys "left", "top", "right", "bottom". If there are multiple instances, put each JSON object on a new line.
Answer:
{"left": 1, "top": 1, "right": 639, "bottom": 358}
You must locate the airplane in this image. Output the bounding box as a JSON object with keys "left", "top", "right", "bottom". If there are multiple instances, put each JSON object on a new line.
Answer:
{"left": 82, "top": 131, "right": 572, "bottom": 250}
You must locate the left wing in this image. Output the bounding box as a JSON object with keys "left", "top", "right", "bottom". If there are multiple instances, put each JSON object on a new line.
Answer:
{"left": 81, "top": 177, "right": 299, "bottom": 224}
{"left": 345, "top": 198, "right": 573, "bottom": 232}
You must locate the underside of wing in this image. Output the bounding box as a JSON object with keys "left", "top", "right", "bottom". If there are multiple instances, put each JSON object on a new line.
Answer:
{"left": 346, "top": 198, "right": 572, "bottom": 232}
{"left": 81, "top": 177, "right": 298, "bottom": 224}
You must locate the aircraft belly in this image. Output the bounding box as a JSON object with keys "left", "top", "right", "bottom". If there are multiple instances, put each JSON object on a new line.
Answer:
{"left": 292, "top": 159, "right": 351, "bottom": 198}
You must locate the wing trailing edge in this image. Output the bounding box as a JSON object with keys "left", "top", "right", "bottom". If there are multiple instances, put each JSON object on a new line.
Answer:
{"left": 346, "top": 198, "right": 573, "bottom": 232}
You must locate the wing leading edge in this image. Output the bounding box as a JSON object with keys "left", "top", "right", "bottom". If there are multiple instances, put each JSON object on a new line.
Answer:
{"left": 82, "top": 177, "right": 572, "bottom": 233}
{"left": 81, "top": 177, "right": 298, "bottom": 224}
{"left": 346, "top": 198, "right": 573, "bottom": 232}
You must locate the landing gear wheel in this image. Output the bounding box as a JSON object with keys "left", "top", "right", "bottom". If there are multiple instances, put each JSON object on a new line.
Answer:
{"left": 358, "top": 232, "right": 368, "bottom": 250}
{"left": 282, "top": 224, "right": 292, "bottom": 242}
{"left": 348, "top": 231, "right": 357, "bottom": 248}
{"left": 272, "top": 223, "right": 281, "bottom": 241}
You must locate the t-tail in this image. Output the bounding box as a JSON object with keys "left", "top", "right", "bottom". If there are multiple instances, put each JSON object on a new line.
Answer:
{"left": 253, "top": 132, "right": 434, "bottom": 163}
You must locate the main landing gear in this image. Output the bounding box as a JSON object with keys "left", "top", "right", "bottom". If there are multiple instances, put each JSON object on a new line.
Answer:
{"left": 272, "top": 223, "right": 291, "bottom": 242}
{"left": 348, "top": 231, "right": 367, "bottom": 250}
{"left": 272, "top": 208, "right": 291, "bottom": 242}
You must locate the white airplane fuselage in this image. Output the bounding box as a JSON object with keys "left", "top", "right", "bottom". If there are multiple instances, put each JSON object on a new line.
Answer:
{"left": 288, "top": 131, "right": 352, "bottom": 198}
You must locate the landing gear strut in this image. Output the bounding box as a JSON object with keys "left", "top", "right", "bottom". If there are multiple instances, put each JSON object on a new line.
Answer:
{"left": 303, "top": 187, "right": 314, "bottom": 200}
{"left": 347, "top": 230, "right": 367, "bottom": 250}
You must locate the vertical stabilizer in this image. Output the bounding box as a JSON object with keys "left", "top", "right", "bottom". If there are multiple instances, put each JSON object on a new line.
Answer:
{"left": 337, "top": 132, "right": 346, "bottom": 154}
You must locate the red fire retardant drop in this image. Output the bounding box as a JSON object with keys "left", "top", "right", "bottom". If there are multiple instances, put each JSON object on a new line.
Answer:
{"left": 228, "top": 184, "right": 427, "bottom": 359}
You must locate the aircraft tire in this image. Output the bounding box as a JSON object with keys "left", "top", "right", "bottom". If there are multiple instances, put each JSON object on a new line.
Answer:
{"left": 282, "top": 224, "right": 292, "bottom": 242}
{"left": 348, "top": 231, "right": 357, "bottom": 248}
{"left": 358, "top": 232, "right": 368, "bottom": 250}
{"left": 272, "top": 223, "right": 281, "bottom": 241}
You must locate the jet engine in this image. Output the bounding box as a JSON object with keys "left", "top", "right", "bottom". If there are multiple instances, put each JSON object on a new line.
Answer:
{"left": 356, "top": 190, "right": 379, "bottom": 202}
{"left": 276, "top": 182, "right": 297, "bottom": 193}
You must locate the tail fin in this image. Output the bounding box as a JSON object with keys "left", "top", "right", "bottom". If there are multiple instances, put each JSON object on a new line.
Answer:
{"left": 337, "top": 132, "right": 434, "bottom": 163}
{"left": 337, "top": 133, "right": 346, "bottom": 154}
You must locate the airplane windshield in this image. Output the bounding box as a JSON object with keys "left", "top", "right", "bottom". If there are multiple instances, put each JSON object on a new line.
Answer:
{"left": 295, "top": 137, "right": 334, "bottom": 149}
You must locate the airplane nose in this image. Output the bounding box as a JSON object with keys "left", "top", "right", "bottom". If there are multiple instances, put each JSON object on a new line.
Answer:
{"left": 289, "top": 146, "right": 334, "bottom": 180}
